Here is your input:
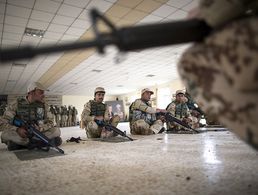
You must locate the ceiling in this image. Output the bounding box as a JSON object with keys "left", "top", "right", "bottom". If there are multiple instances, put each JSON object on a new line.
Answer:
{"left": 0, "top": 0, "right": 199, "bottom": 96}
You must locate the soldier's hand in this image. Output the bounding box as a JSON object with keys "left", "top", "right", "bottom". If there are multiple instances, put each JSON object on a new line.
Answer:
{"left": 183, "top": 118, "right": 192, "bottom": 124}
{"left": 95, "top": 116, "right": 104, "bottom": 121}
{"left": 16, "top": 127, "right": 27, "bottom": 138}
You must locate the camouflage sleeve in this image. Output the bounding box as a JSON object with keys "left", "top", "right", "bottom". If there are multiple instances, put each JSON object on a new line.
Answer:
{"left": 81, "top": 101, "right": 95, "bottom": 123}
{"left": 1, "top": 100, "right": 18, "bottom": 131}
{"left": 199, "top": 0, "right": 257, "bottom": 27}
{"left": 166, "top": 102, "right": 176, "bottom": 117}
{"left": 40, "top": 103, "right": 55, "bottom": 131}
{"left": 133, "top": 99, "right": 157, "bottom": 114}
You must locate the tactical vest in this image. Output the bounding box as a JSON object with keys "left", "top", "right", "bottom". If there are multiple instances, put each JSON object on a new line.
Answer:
{"left": 172, "top": 101, "right": 189, "bottom": 118}
{"left": 16, "top": 98, "right": 45, "bottom": 123}
{"left": 129, "top": 99, "right": 156, "bottom": 125}
{"left": 90, "top": 100, "right": 106, "bottom": 116}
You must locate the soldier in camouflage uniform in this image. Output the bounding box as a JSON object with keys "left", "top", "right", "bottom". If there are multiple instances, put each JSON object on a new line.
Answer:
{"left": 67, "top": 106, "right": 73, "bottom": 127}
{"left": 166, "top": 90, "right": 199, "bottom": 132}
{"left": 129, "top": 88, "right": 166, "bottom": 135}
{"left": 81, "top": 87, "right": 120, "bottom": 138}
{"left": 72, "top": 106, "right": 78, "bottom": 126}
{"left": 55, "top": 105, "right": 61, "bottom": 127}
{"left": 178, "top": 0, "right": 258, "bottom": 148}
{"left": 49, "top": 105, "right": 56, "bottom": 126}
{"left": 0, "top": 82, "right": 62, "bottom": 150}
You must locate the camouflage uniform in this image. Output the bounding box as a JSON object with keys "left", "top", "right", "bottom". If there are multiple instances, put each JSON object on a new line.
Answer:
{"left": 81, "top": 100, "right": 120, "bottom": 138}
{"left": 166, "top": 100, "right": 198, "bottom": 130}
{"left": 0, "top": 98, "right": 60, "bottom": 146}
{"left": 129, "top": 99, "right": 164, "bottom": 135}
{"left": 178, "top": 0, "right": 258, "bottom": 148}
{"left": 55, "top": 106, "right": 61, "bottom": 127}
{"left": 49, "top": 105, "right": 56, "bottom": 126}
{"left": 72, "top": 107, "right": 78, "bottom": 126}
{"left": 67, "top": 106, "right": 73, "bottom": 127}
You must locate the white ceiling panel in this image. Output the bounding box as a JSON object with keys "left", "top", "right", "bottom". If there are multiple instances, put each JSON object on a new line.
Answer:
{"left": 27, "top": 19, "right": 49, "bottom": 30}
{"left": 5, "top": 15, "right": 28, "bottom": 27}
{"left": 57, "top": 4, "right": 83, "bottom": 17}
{"left": 34, "top": 0, "right": 61, "bottom": 13}
{"left": 3, "top": 24, "right": 25, "bottom": 34}
{"left": 181, "top": 0, "right": 199, "bottom": 11}
{"left": 166, "top": 0, "right": 192, "bottom": 8}
{"left": 139, "top": 14, "right": 163, "bottom": 24}
{"left": 44, "top": 31, "right": 63, "bottom": 40}
{"left": 65, "top": 27, "right": 86, "bottom": 36}
{"left": 71, "top": 18, "right": 91, "bottom": 29}
{"left": 86, "top": 0, "right": 113, "bottom": 13}
{"left": 2, "top": 32, "right": 23, "bottom": 41}
{"left": 152, "top": 4, "right": 177, "bottom": 17}
{"left": 0, "top": 3, "right": 5, "bottom": 14}
{"left": 167, "top": 10, "right": 187, "bottom": 20}
{"left": 6, "top": 4, "right": 32, "bottom": 18}
{"left": 47, "top": 23, "right": 69, "bottom": 33}
{"left": 0, "top": 14, "right": 4, "bottom": 23}
{"left": 7, "top": 0, "right": 35, "bottom": 9}
{"left": 30, "top": 10, "right": 55, "bottom": 22}
{"left": 52, "top": 14, "right": 76, "bottom": 26}
{"left": 64, "top": 0, "right": 91, "bottom": 8}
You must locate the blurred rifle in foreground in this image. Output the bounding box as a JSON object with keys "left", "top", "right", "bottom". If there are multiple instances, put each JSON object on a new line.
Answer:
{"left": 0, "top": 9, "right": 211, "bottom": 62}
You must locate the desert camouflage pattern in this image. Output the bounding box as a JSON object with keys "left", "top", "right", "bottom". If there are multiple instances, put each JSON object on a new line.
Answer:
{"left": 81, "top": 100, "right": 119, "bottom": 138}
{"left": 0, "top": 98, "right": 60, "bottom": 146}
{"left": 179, "top": 11, "right": 258, "bottom": 149}
{"left": 166, "top": 100, "right": 199, "bottom": 130}
{"left": 129, "top": 99, "right": 163, "bottom": 134}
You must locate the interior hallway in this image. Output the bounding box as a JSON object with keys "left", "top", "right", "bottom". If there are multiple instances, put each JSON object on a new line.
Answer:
{"left": 0, "top": 124, "right": 257, "bottom": 195}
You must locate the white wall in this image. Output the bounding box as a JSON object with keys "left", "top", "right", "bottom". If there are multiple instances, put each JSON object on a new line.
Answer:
{"left": 62, "top": 95, "right": 117, "bottom": 119}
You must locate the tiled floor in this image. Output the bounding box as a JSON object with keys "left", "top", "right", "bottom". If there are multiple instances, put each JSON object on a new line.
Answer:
{"left": 0, "top": 123, "right": 257, "bottom": 195}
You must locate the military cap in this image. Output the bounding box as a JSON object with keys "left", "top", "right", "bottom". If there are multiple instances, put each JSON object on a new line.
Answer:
{"left": 176, "top": 90, "right": 185, "bottom": 96}
{"left": 94, "top": 87, "right": 105, "bottom": 94}
{"left": 27, "top": 82, "right": 48, "bottom": 93}
{"left": 141, "top": 88, "right": 154, "bottom": 95}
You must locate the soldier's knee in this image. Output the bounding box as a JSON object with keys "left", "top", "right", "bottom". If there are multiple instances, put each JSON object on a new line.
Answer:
{"left": 130, "top": 119, "right": 151, "bottom": 135}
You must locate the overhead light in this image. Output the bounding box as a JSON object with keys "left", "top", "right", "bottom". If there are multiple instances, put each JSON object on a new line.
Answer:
{"left": 24, "top": 27, "right": 45, "bottom": 38}
{"left": 146, "top": 74, "right": 155, "bottom": 77}
{"left": 91, "top": 69, "right": 102, "bottom": 73}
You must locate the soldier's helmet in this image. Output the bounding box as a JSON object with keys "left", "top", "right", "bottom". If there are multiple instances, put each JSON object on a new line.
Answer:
{"left": 94, "top": 87, "right": 105, "bottom": 95}
{"left": 27, "top": 82, "right": 48, "bottom": 93}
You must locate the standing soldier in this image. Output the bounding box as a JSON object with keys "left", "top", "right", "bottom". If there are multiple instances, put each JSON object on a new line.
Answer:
{"left": 129, "top": 88, "right": 166, "bottom": 135}
{"left": 49, "top": 105, "right": 56, "bottom": 126}
{"left": 166, "top": 90, "right": 199, "bottom": 132}
{"left": 72, "top": 106, "right": 78, "bottom": 126}
{"left": 81, "top": 87, "right": 120, "bottom": 138}
{"left": 67, "top": 106, "right": 73, "bottom": 127}
{"left": 0, "top": 82, "right": 62, "bottom": 150}
{"left": 60, "top": 106, "right": 65, "bottom": 127}
{"left": 55, "top": 105, "right": 61, "bottom": 127}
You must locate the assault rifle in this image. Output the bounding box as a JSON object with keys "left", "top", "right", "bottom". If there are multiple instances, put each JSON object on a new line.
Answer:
{"left": 13, "top": 117, "right": 65, "bottom": 154}
{"left": 158, "top": 112, "right": 201, "bottom": 133}
{"left": 95, "top": 120, "right": 133, "bottom": 141}
{"left": 0, "top": 9, "right": 211, "bottom": 62}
